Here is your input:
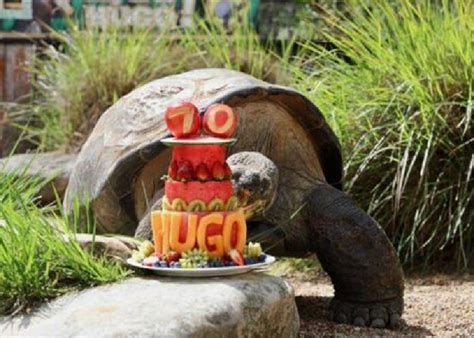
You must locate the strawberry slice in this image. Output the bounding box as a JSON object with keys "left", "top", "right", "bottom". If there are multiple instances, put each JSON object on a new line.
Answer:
{"left": 196, "top": 163, "right": 211, "bottom": 182}
{"left": 212, "top": 161, "right": 225, "bottom": 181}
{"left": 228, "top": 249, "right": 244, "bottom": 266}
{"left": 168, "top": 161, "right": 178, "bottom": 180}
{"left": 166, "top": 251, "right": 181, "bottom": 263}
{"left": 177, "top": 160, "right": 194, "bottom": 182}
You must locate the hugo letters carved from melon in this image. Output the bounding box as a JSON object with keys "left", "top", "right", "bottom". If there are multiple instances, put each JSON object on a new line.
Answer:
{"left": 152, "top": 210, "right": 247, "bottom": 258}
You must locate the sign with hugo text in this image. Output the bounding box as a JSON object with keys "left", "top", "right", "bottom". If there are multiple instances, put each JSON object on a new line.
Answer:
{"left": 82, "top": 0, "right": 196, "bottom": 29}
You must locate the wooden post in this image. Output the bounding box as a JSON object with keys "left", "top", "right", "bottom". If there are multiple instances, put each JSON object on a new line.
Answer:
{"left": 0, "top": 33, "right": 41, "bottom": 102}
{"left": 0, "top": 43, "right": 5, "bottom": 99}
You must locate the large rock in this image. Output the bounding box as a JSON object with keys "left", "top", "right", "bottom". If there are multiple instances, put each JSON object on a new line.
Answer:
{"left": 0, "top": 152, "right": 77, "bottom": 204}
{"left": 0, "top": 275, "right": 299, "bottom": 337}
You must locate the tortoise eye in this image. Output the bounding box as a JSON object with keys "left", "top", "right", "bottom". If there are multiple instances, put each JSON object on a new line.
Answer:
{"left": 232, "top": 169, "right": 243, "bottom": 181}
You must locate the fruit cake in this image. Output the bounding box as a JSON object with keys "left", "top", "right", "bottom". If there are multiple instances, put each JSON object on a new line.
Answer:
{"left": 163, "top": 144, "right": 237, "bottom": 212}
{"left": 147, "top": 102, "right": 257, "bottom": 267}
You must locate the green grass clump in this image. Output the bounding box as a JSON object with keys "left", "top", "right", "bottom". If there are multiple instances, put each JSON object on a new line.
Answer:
{"left": 293, "top": 0, "right": 473, "bottom": 269}
{"left": 0, "top": 174, "right": 130, "bottom": 315}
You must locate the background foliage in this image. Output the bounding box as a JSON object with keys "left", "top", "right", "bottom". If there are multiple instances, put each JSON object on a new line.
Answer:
{"left": 291, "top": 0, "right": 473, "bottom": 269}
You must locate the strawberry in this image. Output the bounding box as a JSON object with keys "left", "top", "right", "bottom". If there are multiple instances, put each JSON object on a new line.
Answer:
{"left": 177, "top": 160, "right": 194, "bottom": 182}
{"left": 228, "top": 249, "right": 244, "bottom": 266}
{"left": 223, "top": 162, "right": 232, "bottom": 179}
{"left": 168, "top": 161, "right": 178, "bottom": 180}
{"left": 211, "top": 161, "right": 225, "bottom": 181}
{"left": 166, "top": 251, "right": 181, "bottom": 263}
{"left": 196, "top": 163, "right": 211, "bottom": 182}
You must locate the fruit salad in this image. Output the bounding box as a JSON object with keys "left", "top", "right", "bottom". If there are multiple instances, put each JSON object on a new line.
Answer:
{"left": 131, "top": 241, "right": 267, "bottom": 269}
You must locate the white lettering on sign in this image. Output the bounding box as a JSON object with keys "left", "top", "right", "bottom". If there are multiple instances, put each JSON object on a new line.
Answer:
{"left": 83, "top": 5, "right": 177, "bottom": 29}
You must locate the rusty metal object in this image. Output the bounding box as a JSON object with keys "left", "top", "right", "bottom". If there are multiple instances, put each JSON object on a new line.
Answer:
{"left": 0, "top": 33, "right": 38, "bottom": 102}
{"left": 0, "top": 32, "right": 57, "bottom": 105}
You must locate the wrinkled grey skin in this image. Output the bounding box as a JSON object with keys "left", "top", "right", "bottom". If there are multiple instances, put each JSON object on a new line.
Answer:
{"left": 135, "top": 152, "right": 404, "bottom": 329}
{"left": 227, "top": 152, "right": 279, "bottom": 221}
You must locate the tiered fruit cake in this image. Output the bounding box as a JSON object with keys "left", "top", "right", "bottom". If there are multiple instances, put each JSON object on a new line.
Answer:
{"left": 132, "top": 102, "right": 266, "bottom": 269}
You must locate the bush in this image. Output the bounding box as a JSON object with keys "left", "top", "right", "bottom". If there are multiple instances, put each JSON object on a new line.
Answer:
{"left": 293, "top": 0, "right": 473, "bottom": 269}
{"left": 0, "top": 172, "right": 130, "bottom": 315}
{"left": 180, "top": 12, "right": 290, "bottom": 84}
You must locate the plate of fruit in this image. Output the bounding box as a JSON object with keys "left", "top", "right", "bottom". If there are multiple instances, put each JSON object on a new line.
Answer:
{"left": 127, "top": 241, "right": 275, "bottom": 277}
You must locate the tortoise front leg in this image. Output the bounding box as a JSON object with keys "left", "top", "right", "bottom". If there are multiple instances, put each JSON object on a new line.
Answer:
{"left": 303, "top": 183, "right": 404, "bottom": 328}
{"left": 135, "top": 190, "right": 164, "bottom": 240}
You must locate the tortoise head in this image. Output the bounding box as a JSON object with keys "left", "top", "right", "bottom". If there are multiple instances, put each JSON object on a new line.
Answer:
{"left": 227, "top": 152, "right": 279, "bottom": 221}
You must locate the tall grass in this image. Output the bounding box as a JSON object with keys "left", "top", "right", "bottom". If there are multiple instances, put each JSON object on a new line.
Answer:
{"left": 292, "top": 0, "right": 473, "bottom": 269}
{"left": 30, "top": 14, "right": 295, "bottom": 151}
{"left": 179, "top": 9, "right": 292, "bottom": 84}
{"left": 0, "top": 172, "right": 130, "bottom": 315}
{"left": 31, "top": 26, "right": 184, "bottom": 150}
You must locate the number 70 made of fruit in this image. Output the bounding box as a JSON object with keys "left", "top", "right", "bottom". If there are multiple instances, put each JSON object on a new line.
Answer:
{"left": 165, "top": 102, "right": 237, "bottom": 138}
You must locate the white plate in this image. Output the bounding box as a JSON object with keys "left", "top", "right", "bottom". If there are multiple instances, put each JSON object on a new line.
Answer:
{"left": 161, "top": 137, "right": 236, "bottom": 146}
{"left": 126, "top": 255, "right": 275, "bottom": 277}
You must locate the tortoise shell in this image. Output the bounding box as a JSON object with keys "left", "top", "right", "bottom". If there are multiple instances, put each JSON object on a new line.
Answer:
{"left": 64, "top": 69, "right": 342, "bottom": 235}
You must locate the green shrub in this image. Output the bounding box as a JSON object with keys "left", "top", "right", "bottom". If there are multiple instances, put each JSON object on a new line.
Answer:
{"left": 0, "top": 173, "right": 130, "bottom": 315}
{"left": 293, "top": 0, "right": 473, "bottom": 269}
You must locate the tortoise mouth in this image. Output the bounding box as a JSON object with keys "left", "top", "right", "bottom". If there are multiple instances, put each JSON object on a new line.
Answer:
{"left": 242, "top": 200, "right": 266, "bottom": 220}
{"left": 237, "top": 188, "right": 268, "bottom": 219}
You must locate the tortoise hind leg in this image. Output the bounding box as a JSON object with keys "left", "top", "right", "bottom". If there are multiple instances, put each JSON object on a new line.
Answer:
{"left": 304, "top": 183, "right": 404, "bottom": 328}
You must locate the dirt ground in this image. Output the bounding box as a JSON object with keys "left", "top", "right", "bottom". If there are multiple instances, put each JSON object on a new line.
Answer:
{"left": 288, "top": 273, "right": 474, "bottom": 337}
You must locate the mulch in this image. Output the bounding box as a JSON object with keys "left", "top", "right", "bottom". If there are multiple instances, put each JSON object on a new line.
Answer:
{"left": 288, "top": 273, "right": 474, "bottom": 337}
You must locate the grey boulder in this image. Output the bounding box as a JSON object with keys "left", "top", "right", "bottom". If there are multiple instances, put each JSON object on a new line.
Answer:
{"left": 0, "top": 275, "right": 299, "bottom": 337}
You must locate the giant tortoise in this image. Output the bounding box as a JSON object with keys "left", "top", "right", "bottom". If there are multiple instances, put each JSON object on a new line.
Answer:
{"left": 65, "top": 68, "right": 404, "bottom": 328}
